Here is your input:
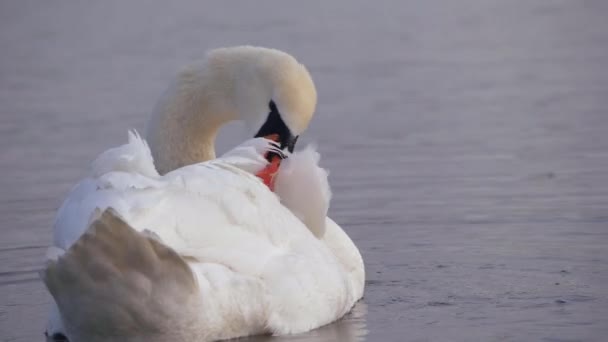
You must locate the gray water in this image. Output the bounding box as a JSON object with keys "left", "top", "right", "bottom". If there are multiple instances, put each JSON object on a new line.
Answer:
{"left": 1, "top": 1, "right": 608, "bottom": 341}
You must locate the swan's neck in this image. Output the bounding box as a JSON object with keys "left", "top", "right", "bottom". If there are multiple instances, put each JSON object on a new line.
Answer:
{"left": 145, "top": 64, "right": 237, "bottom": 174}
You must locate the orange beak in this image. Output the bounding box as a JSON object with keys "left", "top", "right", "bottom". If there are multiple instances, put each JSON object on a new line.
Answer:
{"left": 253, "top": 100, "right": 300, "bottom": 191}
{"left": 256, "top": 134, "right": 282, "bottom": 191}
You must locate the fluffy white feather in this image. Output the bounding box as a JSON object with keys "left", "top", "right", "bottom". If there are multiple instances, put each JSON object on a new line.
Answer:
{"left": 275, "top": 145, "right": 331, "bottom": 238}
{"left": 90, "top": 130, "right": 158, "bottom": 179}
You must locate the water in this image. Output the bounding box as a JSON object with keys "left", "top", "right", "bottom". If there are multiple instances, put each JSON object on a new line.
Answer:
{"left": 1, "top": 0, "right": 608, "bottom": 341}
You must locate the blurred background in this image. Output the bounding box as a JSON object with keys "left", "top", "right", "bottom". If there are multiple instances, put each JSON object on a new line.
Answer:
{"left": 1, "top": 1, "right": 607, "bottom": 341}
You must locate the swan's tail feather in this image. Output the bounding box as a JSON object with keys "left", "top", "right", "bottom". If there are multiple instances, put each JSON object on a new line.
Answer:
{"left": 42, "top": 208, "right": 201, "bottom": 341}
{"left": 89, "top": 130, "right": 159, "bottom": 178}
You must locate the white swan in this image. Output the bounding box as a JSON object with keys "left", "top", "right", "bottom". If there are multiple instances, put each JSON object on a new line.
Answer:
{"left": 42, "top": 46, "right": 365, "bottom": 342}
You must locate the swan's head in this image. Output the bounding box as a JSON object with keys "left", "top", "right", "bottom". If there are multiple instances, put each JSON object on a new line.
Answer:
{"left": 206, "top": 46, "right": 317, "bottom": 153}
{"left": 147, "top": 46, "right": 317, "bottom": 174}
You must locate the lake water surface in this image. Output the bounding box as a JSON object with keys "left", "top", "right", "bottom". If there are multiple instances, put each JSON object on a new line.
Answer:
{"left": 1, "top": 1, "right": 608, "bottom": 341}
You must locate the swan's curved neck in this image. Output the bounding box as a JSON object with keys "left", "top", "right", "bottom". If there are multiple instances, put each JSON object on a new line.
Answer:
{"left": 145, "top": 65, "right": 237, "bottom": 174}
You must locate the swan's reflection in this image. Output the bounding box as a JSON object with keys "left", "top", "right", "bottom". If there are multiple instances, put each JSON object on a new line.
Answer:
{"left": 243, "top": 302, "right": 368, "bottom": 342}
{"left": 46, "top": 302, "right": 368, "bottom": 342}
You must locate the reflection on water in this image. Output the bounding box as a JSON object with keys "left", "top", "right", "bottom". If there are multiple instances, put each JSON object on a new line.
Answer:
{"left": 44, "top": 304, "right": 367, "bottom": 342}
{"left": 3, "top": 0, "right": 608, "bottom": 341}
{"left": 244, "top": 303, "right": 368, "bottom": 342}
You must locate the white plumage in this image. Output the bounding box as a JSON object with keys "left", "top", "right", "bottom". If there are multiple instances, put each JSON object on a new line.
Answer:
{"left": 42, "top": 46, "right": 364, "bottom": 342}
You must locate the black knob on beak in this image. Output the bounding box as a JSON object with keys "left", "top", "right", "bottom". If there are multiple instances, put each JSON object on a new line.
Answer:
{"left": 255, "top": 100, "right": 299, "bottom": 158}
